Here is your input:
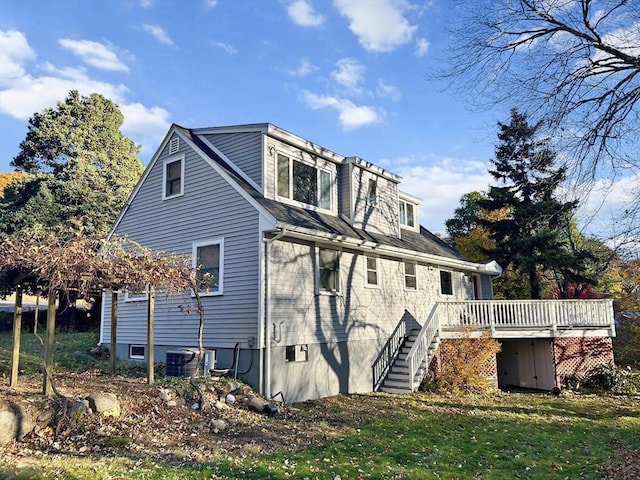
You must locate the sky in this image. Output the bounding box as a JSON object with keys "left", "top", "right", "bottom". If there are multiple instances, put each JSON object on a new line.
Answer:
{"left": 0, "top": 0, "right": 632, "bottom": 238}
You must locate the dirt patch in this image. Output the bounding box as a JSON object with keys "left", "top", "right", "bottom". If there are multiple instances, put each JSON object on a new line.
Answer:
{"left": 0, "top": 372, "right": 338, "bottom": 465}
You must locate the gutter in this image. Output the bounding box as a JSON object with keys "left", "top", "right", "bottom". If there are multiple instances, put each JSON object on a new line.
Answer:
{"left": 262, "top": 228, "right": 287, "bottom": 401}
{"left": 276, "top": 224, "right": 502, "bottom": 275}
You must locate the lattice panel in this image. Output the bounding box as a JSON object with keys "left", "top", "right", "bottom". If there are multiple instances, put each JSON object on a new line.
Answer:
{"left": 553, "top": 337, "right": 615, "bottom": 385}
{"left": 429, "top": 339, "right": 498, "bottom": 386}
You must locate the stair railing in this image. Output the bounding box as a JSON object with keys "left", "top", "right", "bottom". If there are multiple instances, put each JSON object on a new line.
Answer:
{"left": 372, "top": 316, "right": 409, "bottom": 391}
{"left": 405, "top": 303, "right": 441, "bottom": 392}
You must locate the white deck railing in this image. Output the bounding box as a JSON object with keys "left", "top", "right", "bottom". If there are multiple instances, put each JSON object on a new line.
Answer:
{"left": 403, "top": 299, "right": 615, "bottom": 392}
{"left": 439, "top": 299, "right": 615, "bottom": 332}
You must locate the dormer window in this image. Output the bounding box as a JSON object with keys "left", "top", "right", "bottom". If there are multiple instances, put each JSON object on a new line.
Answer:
{"left": 367, "top": 179, "right": 378, "bottom": 206}
{"left": 277, "top": 153, "right": 331, "bottom": 210}
{"left": 399, "top": 199, "right": 415, "bottom": 228}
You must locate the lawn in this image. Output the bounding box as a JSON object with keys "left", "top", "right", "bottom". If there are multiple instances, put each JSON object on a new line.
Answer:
{"left": 1, "top": 331, "right": 639, "bottom": 479}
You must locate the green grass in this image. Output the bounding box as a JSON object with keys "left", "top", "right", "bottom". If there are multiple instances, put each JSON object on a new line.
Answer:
{"left": 0, "top": 330, "right": 101, "bottom": 375}
{"left": 1, "top": 331, "right": 639, "bottom": 479}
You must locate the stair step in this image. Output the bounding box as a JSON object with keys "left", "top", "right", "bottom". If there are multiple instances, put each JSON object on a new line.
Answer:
{"left": 380, "top": 386, "right": 413, "bottom": 394}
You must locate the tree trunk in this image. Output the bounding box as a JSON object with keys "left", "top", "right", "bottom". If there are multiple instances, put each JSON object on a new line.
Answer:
{"left": 9, "top": 285, "right": 23, "bottom": 387}
{"left": 42, "top": 290, "right": 57, "bottom": 396}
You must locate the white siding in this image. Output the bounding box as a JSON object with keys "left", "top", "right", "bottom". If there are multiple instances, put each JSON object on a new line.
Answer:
{"left": 268, "top": 238, "right": 469, "bottom": 347}
{"left": 203, "top": 132, "right": 263, "bottom": 187}
{"left": 103, "top": 133, "right": 261, "bottom": 349}
{"left": 351, "top": 165, "right": 399, "bottom": 236}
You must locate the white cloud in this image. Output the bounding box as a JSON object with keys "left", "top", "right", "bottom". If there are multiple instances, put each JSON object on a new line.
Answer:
{"left": 380, "top": 154, "right": 492, "bottom": 234}
{"left": 142, "top": 24, "right": 174, "bottom": 45}
{"left": 140, "top": 0, "right": 153, "bottom": 8}
{"left": 119, "top": 102, "right": 171, "bottom": 154}
{"left": 333, "top": 0, "right": 417, "bottom": 52}
{"left": 213, "top": 42, "right": 238, "bottom": 54}
{"left": 0, "top": 30, "right": 36, "bottom": 85}
{"left": 0, "top": 63, "right": 129, "bottom": 120}
{"left": 415, "top": 37, "right": 429, "bottom": 57}
{"left": 0, "top": 32, "right": 171, "bottom": 158}
{"left": 205, "top": 0, "right": 219, "bottom": 8}
{"left": 285, "top": 58, "right": 318, "bottom": 77}
{"left": 301, "top": 91, "right": 383, "bottom": 129}
{"left": 58, "top": 39, "right": 129, "bottom": 72}
{"left": 287, "top": 0, "right": 325, "bottom": 27}
{"left": 377, "top": 79, "right": 401, "bottom": 100}
{"left": 331, "top": 58, "right": 365, "bottom": 93}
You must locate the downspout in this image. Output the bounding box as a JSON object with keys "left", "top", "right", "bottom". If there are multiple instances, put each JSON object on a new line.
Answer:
{"left": 263, "top": 228, "right": 286, "bottom": 401}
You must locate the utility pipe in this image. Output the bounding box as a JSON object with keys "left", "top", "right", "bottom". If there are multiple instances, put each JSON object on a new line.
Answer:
{"left": 263, "top": 228, "right": 286, "bottom": 401}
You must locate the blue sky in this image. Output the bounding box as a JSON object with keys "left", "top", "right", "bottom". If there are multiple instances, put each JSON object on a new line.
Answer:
{"left": 0, "top": 0, "right": 630, "bottom": 238}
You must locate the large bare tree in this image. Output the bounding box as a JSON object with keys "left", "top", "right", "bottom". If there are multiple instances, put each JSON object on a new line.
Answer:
{"left": 444, "top": 0, "right": 640, "bottom": 250}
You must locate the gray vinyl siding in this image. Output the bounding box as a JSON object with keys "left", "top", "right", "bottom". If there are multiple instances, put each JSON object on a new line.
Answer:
{"left": 203, "top": 132, "right": 263, "bottom": 187}
{"left": 102, "top": 135, "right": 262, "bottom": 350}
{"left": 351, "top": 165, "right": 399, "bottom": 236}
{"left": 268, "top": 238, "right": 471, "bottom": 347}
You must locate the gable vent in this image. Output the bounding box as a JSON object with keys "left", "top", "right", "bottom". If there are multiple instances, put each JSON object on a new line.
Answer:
{"left": 169, "top": 137, "right": 180, "bottom": 154}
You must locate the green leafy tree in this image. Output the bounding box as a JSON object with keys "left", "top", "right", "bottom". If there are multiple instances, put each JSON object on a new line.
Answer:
{"left": 0, "top": 91, "right": 143, "bottom": 239}
{"left": 480, "top": 109, "right": 581, "bottom": 299}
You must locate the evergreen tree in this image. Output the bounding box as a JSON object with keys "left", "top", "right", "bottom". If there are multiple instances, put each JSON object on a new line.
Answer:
{"left": 480, "top": 109, "right": 579, "bottom": 299}
{"left": 0, "top": 91, "right": 144, "bottom": 239}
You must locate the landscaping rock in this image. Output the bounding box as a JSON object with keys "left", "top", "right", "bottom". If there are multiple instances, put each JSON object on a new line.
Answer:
{"left": 67, "top": 399, "right": 90, "bottom": 418}
{"left": 157, "top": 388, "right": 173, "bottom": 402}
{"left": 210, "top": 419, "right": 227, "bottom": 432}
{"left": 247, "top": 395, "right": 268, "bottom": 413}
{"left": 86, "top": 393, "right": 120, "bottom": 418}
{"left": 0, "top": 403, "right": 34, "bottom": 444}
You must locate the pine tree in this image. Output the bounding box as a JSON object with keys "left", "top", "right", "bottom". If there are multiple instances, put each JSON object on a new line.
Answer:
{"left": 480, "top": 109, "right": 578, "bottom": 299}
{"left": 0, "top": 91, "right": 144, "bottom": 239}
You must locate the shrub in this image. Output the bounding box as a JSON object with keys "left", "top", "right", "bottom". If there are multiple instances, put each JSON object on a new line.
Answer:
{"left": 432, "top": 329, "right": 502, "bottom": 395}
{"left": 562, "top": 366, "right": 640, "bottom": 395}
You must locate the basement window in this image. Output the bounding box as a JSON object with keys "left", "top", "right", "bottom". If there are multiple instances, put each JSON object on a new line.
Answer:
{"left": 285, "top": 344, "right": 308, "bottom": 362}
{"left": 129, "top": 345, "right": 145, "bottom": 360}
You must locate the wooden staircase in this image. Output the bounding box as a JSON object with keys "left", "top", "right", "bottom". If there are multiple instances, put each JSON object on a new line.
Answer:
{"left": 380, "top": 329, "right": 440, "bottom": 394}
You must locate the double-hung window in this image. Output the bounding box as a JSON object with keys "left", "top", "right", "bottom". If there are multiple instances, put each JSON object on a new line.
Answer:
{"left": 404, "top": 261, "right": 417, "bottom": 290}
{"left": 317, "top": 247, "right": 340, "bottom": 293}
{"left": 365, "top": 256, "right": 379, "bottom": 287}
{"left": 399, "top": 199, "right": 415, "bottom": 228}
{"left": 440, "top": 270, "right": 453, "bottom": 296}
{"left": 163, "top": 155, "right": 184, "bottom": 199}
{"left": 277, "top": 153, "right": 331, "bottom": 210}
{"left": 193, "top": 238, "right": 224, "bottom": 295}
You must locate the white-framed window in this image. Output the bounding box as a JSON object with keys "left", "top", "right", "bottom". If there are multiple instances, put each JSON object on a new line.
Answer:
{"left": 277, "top": 153, "right": 332, "bottom": 211}
{"left": 316, "top": 247, "right": 341, "bottom": 294}
{"left": 193, "top": 238, "right": 224, "bottom": 295}
{"left": 285, "top": 344, "right": 308, "bottom": 362}
{"left": 163, "top": 155, "right": 185, "bottom": 199}
{"left": 365, "top": 255, "right": 380, "bottom": 287}
{"left": 404, "top": 261, "right": 417, "bottom": 290}
{"left": 440, "top": 270, "right": 454, "bottom": 296}
{"left": 129, "top": 344, "right": 145, "bottom": 360}
{"left": 124, "top": 285, "right": 149, "bottom": 302}
{"left": 367, "top": 178, "right": 378, "bottom": 206}
{"left": 399, "top": 199, "right": 416, "bottom": 228}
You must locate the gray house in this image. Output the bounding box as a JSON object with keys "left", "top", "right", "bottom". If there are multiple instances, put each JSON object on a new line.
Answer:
{"left": 100, "top": 123, "right": 615, "bottom": 403}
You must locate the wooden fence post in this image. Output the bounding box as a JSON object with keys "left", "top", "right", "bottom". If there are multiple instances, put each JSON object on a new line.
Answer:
{"left": 110, "top": 291, "right": 118, "bottom": 375}
{"left": 147, "top": 286, "right": 155, "bottom": 385}
{"left": 9, "top": 285, "right": 23, "bottom": 387}
{"left": 42, "top": 289, "right": 57, "bottom": 396}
